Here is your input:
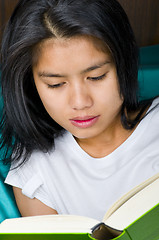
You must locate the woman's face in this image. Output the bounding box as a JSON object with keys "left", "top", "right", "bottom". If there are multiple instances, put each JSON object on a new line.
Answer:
{"left": 33, "top": 36, "right": 123, "bottom": 142}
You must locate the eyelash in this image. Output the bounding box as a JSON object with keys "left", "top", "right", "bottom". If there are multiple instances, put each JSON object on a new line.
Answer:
{"left": 47, "top": 73, "right": 107, "bottom": 88}
{"left": 88, "top": 73, "right": 106, "bottom": 81}
{"left": 47, "top": 82, "right": 65, "bottom": 89}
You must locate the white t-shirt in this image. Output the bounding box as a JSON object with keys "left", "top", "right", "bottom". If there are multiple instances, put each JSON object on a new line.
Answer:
{"left": 5, "top": 98, "right": 159, "bottom": 221}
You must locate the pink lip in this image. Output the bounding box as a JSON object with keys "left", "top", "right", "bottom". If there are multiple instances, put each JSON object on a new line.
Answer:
{"left": 70, "top": 116, "right": 100, "bottom": 128}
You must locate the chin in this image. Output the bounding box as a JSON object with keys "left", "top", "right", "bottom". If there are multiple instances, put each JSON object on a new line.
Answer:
{"left": 71, "top": 129, "right": 100, "bottom": 140}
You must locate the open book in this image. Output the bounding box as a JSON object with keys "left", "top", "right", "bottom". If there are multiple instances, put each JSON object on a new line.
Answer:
{"left": 0, "top": 173, "right": 159, "bottom": 240}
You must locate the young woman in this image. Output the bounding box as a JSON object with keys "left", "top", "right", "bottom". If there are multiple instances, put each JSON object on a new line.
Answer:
{"left": 1, "top": 0, "right": 159, "bottom": 220}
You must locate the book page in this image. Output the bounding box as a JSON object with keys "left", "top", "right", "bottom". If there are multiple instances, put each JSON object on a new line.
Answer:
{"left": 104, "top": 172, "right": 159, "bottom": 220}
{"left": 0, "top": 214, "right": 100, "bottom": 233}
{"left": 103, "top": 177, "right": 159, "bottom": 230}
{"left": 0, "top": 215, "right": 100, "bottom": 233}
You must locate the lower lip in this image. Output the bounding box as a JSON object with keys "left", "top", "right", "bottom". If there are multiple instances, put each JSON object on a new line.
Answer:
{"left": 70, "top": 116, "right": 99, "bottom": 128}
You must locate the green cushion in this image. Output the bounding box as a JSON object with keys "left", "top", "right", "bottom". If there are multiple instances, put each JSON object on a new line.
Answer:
{"left": 0, "top": 44, "right": 159, "bottom": 223}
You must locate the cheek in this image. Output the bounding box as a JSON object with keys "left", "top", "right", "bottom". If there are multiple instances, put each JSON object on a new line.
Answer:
{"left": 107, "top": 76, "right": 122, "bottom": 101}
{"left": 41, "top": 95, "right": 60, "bottom": 116}
{"left": 97, "top": 81, "right": 121, "bottom": 103}
{"left": 95, "top": 80, "right": 123, "bottom": 113}
{"left": 35, "top": 85, "right": 60, "bottom": 116}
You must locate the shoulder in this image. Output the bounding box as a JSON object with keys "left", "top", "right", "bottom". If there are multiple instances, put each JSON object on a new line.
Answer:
{"left": 5, "top": 131, "right": 73, "bottom": 207}
{"left": 5, "top": 131, "right": 72, "bottom": 184}
{"left": 10, "top": 130, "right": 73, "bottom": 168}
{"left": 139, "top": 97, "right": 159, "bottom": 141}
{"left": 149, "top": 97, "right": 159, "bottom": 110}
{"left": 146, "top": 97, "right": 159, "bottom": 122}
{"left": 130, "top": 97, "right": 159, "bottom": 146}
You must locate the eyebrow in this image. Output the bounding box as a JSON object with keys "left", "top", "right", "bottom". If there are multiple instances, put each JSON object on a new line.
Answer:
{"left": 38, "top": 60, "right": 110, "bottom": 78}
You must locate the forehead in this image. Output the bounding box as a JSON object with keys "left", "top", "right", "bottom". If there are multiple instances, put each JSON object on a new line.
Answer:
{"left": 32, "top": 35, "right": 112, "bottom": 66}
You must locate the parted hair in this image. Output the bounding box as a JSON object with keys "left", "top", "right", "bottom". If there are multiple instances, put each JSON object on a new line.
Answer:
{"left": 0, "top": 0, "right": 147, "bottom": 165}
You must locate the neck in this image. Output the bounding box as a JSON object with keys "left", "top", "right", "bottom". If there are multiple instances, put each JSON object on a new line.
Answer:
{"left": 75, "top": 119, "right": 133, "bottom": 158}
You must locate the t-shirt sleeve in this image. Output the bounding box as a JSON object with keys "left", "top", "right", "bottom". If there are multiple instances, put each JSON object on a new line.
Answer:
{"left": 5, "top": 159, "right": 57, "bottom": 210}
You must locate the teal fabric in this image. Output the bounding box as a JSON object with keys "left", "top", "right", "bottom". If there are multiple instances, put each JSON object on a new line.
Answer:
{"left": 0, "top": 81, "right": 21, "bottom": 223}
{"left": 0, "top": 44, "right": 158, "bottom": 223}
{"left": 138, "top": 44, "right": 159, "bottom": 100}
{"left": 0, "top": 157, "right": 21, "bottom": 223}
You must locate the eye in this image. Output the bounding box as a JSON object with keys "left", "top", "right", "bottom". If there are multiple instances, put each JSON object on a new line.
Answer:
{"left": 87, "top": 73, "right": 106, "bottom": 81}
{"left": 47, "top": 82, "right": 66, "bottom": 88}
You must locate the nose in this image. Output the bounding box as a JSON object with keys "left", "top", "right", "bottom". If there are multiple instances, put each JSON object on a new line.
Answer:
{"left": 69, "top": 81, "right": 93, "bottom": 110}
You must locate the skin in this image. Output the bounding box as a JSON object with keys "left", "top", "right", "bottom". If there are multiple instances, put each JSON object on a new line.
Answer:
{"left": 13, "top": 35, "right": 134, "bottom": 216}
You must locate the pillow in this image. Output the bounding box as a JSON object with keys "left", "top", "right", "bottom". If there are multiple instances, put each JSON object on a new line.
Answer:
{"left": 0, "top": 76, "right": 21, "bottom": 222}
{"left": 0, "top": 157, "right": 21, "bottom": 223}
{"left": 138, "top": 44, "right": 159, "bottom": 100}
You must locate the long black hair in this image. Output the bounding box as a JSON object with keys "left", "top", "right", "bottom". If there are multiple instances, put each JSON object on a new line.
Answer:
{"left": 0, "top": 0, "right": 149, "bottom": 165}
